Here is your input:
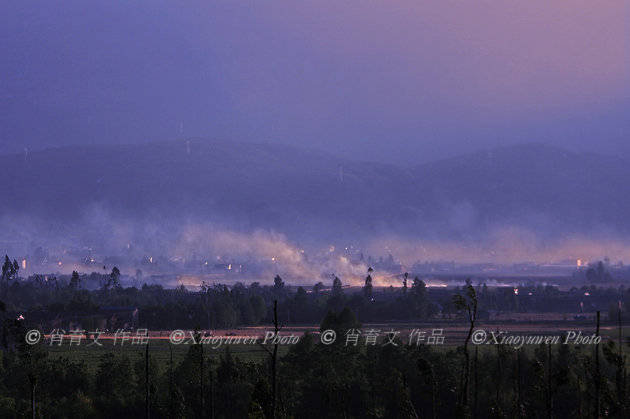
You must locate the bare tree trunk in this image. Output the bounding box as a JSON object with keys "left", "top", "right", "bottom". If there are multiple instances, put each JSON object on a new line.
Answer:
{"left": 454, "top": 284, "right": 477, "bottom": 415}
{"left": 577, "top": 371, "right": 583, "bottom": 417}
{"left": 431, "top": 366, "right": 438, "bottom": 419}
{"left": 618, "top": 301, "right": 626, "bottom": 414}
{"left": 473, "top": 345, "right": 478, "bottom": 418}
{"left": 200, "top": 341, "right": 204, "bottom": 417}
{"left": 495, "top": 344, "right": 501, "bottom": 411}
{"left": 546, "top": 344, "right": 552, "bottom": 419}
{"left": 209, "top": 360, "right": 215, "bottom": 419}
{"left": 272, "top": 300, "right": 279, "bottom": 419}
{"left": 169, "top": 344, "right": 174, "bottom": 417}
{"left": 30, "top": 377, "right": 35, "bottom": 419}
{"left": 145, "top": 342, "right": 150, "bottom": 419}
{"left": 516, "top": 349, "right": 522, "bottom": 417}
{"left": 595, "top": 311, "right": 601, "bottom": 419}
{"left": 460, "top": 314, "right": 474, "bottom": 410}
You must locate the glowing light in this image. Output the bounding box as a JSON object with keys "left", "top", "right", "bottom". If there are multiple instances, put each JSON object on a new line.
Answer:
{"left": 584, "top": 292, "right": 590, "bottom": 296}
{"left": 21, "top": 259, "right": 26, "bottom": 269}
{"left": 513, "top": 288, "right": 519, "bottom": 295}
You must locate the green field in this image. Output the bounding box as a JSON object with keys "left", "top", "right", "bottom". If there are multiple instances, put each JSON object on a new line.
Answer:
{"left": 41, "top": 321, "right": 630, "bottom": 372}
{"left": 44, "top": 339, "right": 287, "bottom": 372}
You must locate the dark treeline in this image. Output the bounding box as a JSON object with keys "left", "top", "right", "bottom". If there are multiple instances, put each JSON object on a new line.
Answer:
{"left": 0, "top": 260, "right": 629, "bottom": 418}
{"left": 0, "top": 296, "right": 628, "bottom": 418}
{"left": 1, "top": 255, "right": 630, "bottom": 331}
{"left": 1, "top": 268, "right": 435, "bottom": 330}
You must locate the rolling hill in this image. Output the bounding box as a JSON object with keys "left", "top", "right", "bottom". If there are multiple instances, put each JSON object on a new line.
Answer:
{"left": 1, "top": 140, "right": 628, "bottom": 243}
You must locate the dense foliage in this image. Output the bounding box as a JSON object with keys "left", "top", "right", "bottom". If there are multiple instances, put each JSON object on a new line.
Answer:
{"left": 1, "top": 257, "right": 629, "bottom": 417}
{"left": 1, "top": 261, "right": 629, "bottom": 331}
{"left": 0, "top": 308, "right": 628, "bottom": 418}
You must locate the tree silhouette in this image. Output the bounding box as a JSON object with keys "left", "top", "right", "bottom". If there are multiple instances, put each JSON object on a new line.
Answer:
{"left": 1, "top": 255, "right": 19, "bottom": 300}
{"left": 363, "top": 272, "right": 373, "bottom": 300}
{"left": 452, "top": 280, "right": 477, "bottom": 414}
{"left": 70, "top": 271, "right": 80, "bottom": 290}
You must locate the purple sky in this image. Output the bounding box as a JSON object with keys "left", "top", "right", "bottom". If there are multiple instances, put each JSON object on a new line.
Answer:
{"left": 2, "top": 0, "right": 629, "bottom": 162}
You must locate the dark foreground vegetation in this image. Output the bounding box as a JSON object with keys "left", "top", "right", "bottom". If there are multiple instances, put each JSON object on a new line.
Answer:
{"left": 0, "top": 302, "right": 629, "bottom": 418}
{"left": 1, "top": 256, "right": 629, "bottom": 331}
{"left": 1, "top": 256, "right": 629, "bottom": 417}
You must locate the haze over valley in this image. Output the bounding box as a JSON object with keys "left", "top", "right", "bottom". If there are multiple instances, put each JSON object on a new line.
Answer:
{"left": 2, "top": 140, "right": 630, "bottom": 285}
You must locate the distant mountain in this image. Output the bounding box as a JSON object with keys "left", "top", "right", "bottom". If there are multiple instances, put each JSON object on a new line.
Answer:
{"left": 1, "top": 140, "right": 629, "bottom": 242}
{"left": 411, "top": 143, "right": 630, "bottom": 235}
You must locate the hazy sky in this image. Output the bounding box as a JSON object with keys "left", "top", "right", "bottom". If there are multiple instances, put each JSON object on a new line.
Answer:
{"left": 2, "top": 1, "right": 629, "bottom": 163}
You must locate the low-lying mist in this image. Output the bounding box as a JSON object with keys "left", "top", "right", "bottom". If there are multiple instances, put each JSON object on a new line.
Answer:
{"left": 2, "top": 206, "right": 629, "bottom": 287}
{"left": 371, "top": 227, "right": 630, "bottom": 266}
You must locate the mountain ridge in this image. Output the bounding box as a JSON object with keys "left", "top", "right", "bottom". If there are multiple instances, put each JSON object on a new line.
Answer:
{"left": 1, "top": 140, "right": 628, "bottom": 242}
